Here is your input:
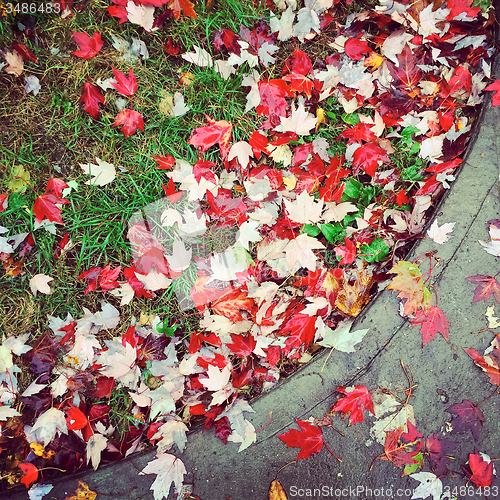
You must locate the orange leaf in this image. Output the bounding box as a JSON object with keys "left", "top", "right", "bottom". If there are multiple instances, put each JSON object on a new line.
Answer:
{"left": 168, "top": 0, "right": 197, "bottom": 20}
{"left": 211, "top": 288, "right": 254, "bottom": 322}
{"left": 66, "top": 481, "right": 97, "bottom": 500}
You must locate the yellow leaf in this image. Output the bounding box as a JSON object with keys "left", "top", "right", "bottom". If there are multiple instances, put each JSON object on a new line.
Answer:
{"left": 269, "top": 479, "right": 288, "bottom": 500}
{"left": 30, "top": 442, "right": 45, "bottom": 457}
{"left": 7, "top": 165, "right": 30, "bottom": 192}
{"left": 315, "top": 107, "right": 326, "bottom": 133}
{"left": 364, "top": 51, "right": 384, "bottom": 71}
{"left": 282, "top": 173, "right": 296, "bottom": 190}
{"left": 65, "top": 481, "right": 97, "bottom": 500}
{"left": 158, "top": 91, "right": 174, "bottom": 116}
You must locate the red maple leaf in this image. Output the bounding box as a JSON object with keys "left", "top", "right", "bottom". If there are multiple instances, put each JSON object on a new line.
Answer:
{"left": 466, "top": 274, "right": 500, "bottom": 303}
{"left": 352, "top": 142, "right": 389, "bottom": 177}
{"left": 463, "top": 450, "right": 495, "bottom": 488}
{"left": 98, "top": 264, "right": 121, "bottom": 291}
{"left": 92, "top": 376, "right": 115, "bottom": 399}
{"left": 78, "top": 266, "right": 102, "bottom": 294}
{"left": 278, "top": 419, "right": 324, "bottom": 460}
{"left": 227, "top": 333, "right": 256, "bottom": 357}
{"left": 79, "top": 82, "right": 105, "bottom": 119}
{"left": 45, "top": 178, "right": 69, "bottom": 198}
{"left": 388, "top": 44, "right": 421, "bottom": 88}
{"left": 71, "top": 31, "right": 103, "bottom": 60}
{"left": 163, "top": 38, "right": 180, "bottom": 55}
{"left": 337, "top": 122, "right": 378, "bottom": 145}
{"left": 426, "top": 158, "right": 462, "bottom": 174}
{"left": 12, "top": 42, "right": 38, "bottom": 63}
{"left": 334, "top": 237, "right": 357, "bottom": 266}
{"left": 113, "top": 109, "right": 144, "bottom": 138}
{"left": 249, "top": 131, "right": 269, "bottom": 160}
{"left": 410, "top": 306, "right": 450, "bottom": 346}
{"left": 331, "top": 385, "right": 374, "bottom": 425}
{"left": 344, "top": 37, "right": 371, "bottom": 61}
{"left": 485, "top": 80, "right": 500, "bottom": 107}
{"left": 282, "top": 49, "right": 313, "bottom": 97}
{"left": 414, "top": 174, "right": 439, "bottom": 196}
{"left": 33, "top": 193, "right": 68, "bottom": 224}
{"left": 213, "top": 28, "right": 241, "bottom": 55}
{"left": 381, "top": 425, "right": 420, "bottom": 468}
{"left": 446, "top": 399, "right": 485, "bottom": 440}
{"left": 281, "top": 313, "right": 317, "bottom": 352}
{"left": 123, "top": 265, "right": 154, "bottom": 299}
{"left": 211, "top": 288, "right": 254, "bottom": 322}
{"left": 107, "top": 1, "right": 128, "bottom": 23}
{"left": 66, "top": 404, "right": 88, "bottom": 431}
{"left": 446, "top": 0, "right": 481, "bottom": 20}
{"left": 168, "top": 0, "right": 197, "bottom": 20}
{"left": 111, "top": 67, "right": 138, "bottom": 96}
{"left": 153, "top": 154, "right": 175, "bottom": 170}
{"left": 19, "top": 463, "right": 38, "bottom": 488}
{"left": 424, "top": 434, "right": 457, "bottom": 476}
{"left": 188, "top": 115, "right": 233, "bottom": 159}
{"left": 256, "top": 79, "right": 294, "bottom": 118}
{"left": 464, "top": 337, "right": 500, "bottom": 385}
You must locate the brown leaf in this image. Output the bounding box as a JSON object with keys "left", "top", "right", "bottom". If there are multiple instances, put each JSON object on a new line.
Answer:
{"left": 335, "top": 267, "right": 373, "bottom": 317}
{"left": 66, "top": 481, "right": 97, "bottom": 500}
{"left": 269, "top": 479, "right": 288, "bottom": 500}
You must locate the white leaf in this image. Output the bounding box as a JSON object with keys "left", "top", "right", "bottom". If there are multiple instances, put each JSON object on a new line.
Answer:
{"left": 181, "top": 45, "right": 213, "bottom": 67}
{"left": 170, "top": 92, "right": 190, "bottom": 117}
{"left": 318, "top": 320, "right": 369, "bottom": 352}
{"left": 427, "top": 220, "right": 455, "bottom": 244}
{"left": 110, "top": 282, "right": 135, "bottom": 306}
{"left": 3, "top": 50, "right": 24, "bottom": 76}
{"left": 322, "top": 202, "right": 358, "bottom": 223}
{"left": 284, "top": 233, "right": 325, "bottom": 271}
{"left": 126, "top": 1, "right": 154, "bottom": 31}
{"left": 410, "top": 472, "right": 443, "bottom": 500}
{"left": 4, "top": 332, "right": 32, "bottom": 355}
{"left": 280, "top": 97, "right": 317, "bottom": 135}
{"left": 22, "top": 377, "right": 47, "bottom": 397}
{"left": 292, "top": 7, "right": 320, "bottom": 42}
{"left": 227, "top": 419, "right": 256, "bottom": 452}
{"left": 200, "top": 365, "right": 231, "bottom": 392}
{"left": 270, "top": 6, "right": 295, "bottom": 41}
{"left": 0, "top": 404, "right": 21, "bottom": 421}
{"left": 28, "top": 483, "right": 53, "bottom": 500}
{"left": 24, "top": 75, "right": 41, "bottom": 95}
{"left": 87, "top": 433, "right": 108, "bottom": 470}
{"left": 30, "top": 274, "right": 54, "bottom": 297}
{"left": 135, "top": 271, "right": 172, "bottom": 291}
{"left": 486, "top": 305, "right": 500, "bottom": 329}
{"left": 228, "top": 141, "right": 253, "bottom": 169}
{"left": 31, "top": 407, "right": 68, "bottom": 446}
{"left": 284, "top": 190, "right": 324, "bottom": 224}
{"left": 241, "top": 70, "right": 261, "bottom": 113}
{"left": 150, "top": 385, "right": 176, "bottom": 420}
{"left": 236, "top": 220, "right": 261, "bottom": 251}
{"left": 80, "top": 158, "right": 116, "bottom": 186}
{"left": 152, "top": 418, "right": 189, "bottom": 453}
{"left": 166, "top": 240, "right": 192, "bottom": 272}
{"left": 258, "top": 41, "right": 278, "bottom": 67}
{"left": 140, "top": 453, "right": 187, "bottom": 500}
{"left": 479, "top": 223, "right": 500, "bottom": 257}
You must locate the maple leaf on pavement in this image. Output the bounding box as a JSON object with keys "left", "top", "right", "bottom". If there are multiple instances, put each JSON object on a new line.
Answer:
{"left": 72, "top": 31, "right": 103, "bottom": 60}
{"left": 446, "top": 399, "right": 485, "bottom": 439}
{"left": 140, "top": 453, "right": 187, "bottom": 500}
{"left": 331, "top": 385, "right": 374, "bottom": 425}
{"left": 318, "top": 320, "right": 369, "bottom": 352}
{"left": 463, "top": 451, "right": 495, "bottom": 488}
{"left": 113, "top": 109, "right": 144, "bottom": 137}
{"left": 19, "top": 462, "right": 38, "bottom": 488}
{"left": 188, "top": 115, "right": 233, "bottom": 159}
{"left": 426, "top": 220, "right": 454, "bottom": 244}
{"left": 380, "top": 425, "right": 420, "bottom": 468}
{"left": 424, "top": 434, "right": 457, "bottom": 476}
{"left": 479, "top": 222, "right": 500, "bottom": 256}
{"left": 278, "top": 419, "right": 324, "bottom": 460}
{"left": 466, "top": 275, "right": 500, "bottom": 303}
{"left": 80, "top": 82, "right": 105, "bottom": 119}
{"left": 409, "top": 472, "right": 443, "bottom": 500}
{"left": 484, "top": 80, "right": 500, "bottom": 107}
{"left": 111, "top": 67, "right": 138, "bottom": 96}
{"left": 410, "top": 306, "right": 450, "bottom": 346}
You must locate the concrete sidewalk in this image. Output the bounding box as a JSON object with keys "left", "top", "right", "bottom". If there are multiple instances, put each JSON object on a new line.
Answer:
{"left": 6, "top": 46, "right": 500, "bottom": 500}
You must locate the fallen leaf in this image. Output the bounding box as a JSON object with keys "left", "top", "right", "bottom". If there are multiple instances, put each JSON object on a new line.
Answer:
{"left": 3, "top": 49, "right": 24, "bottom": 76}
{"left": 79, "top": 83, "right": 105, "bottom": 119}
{"left": 463, "top": 450, "right": 495, "bottom": 488}
{"left": 318, "top": 320, "right": 369, "bottom": 352}
{"left": 140, "top": 453, "right": 187, "bottom": 499}
{"left": 72, "top": 32, "right": 103, "bottom": 60}
{"left": 278, "top": 419, "right": 324, "bottom": 460}
{"left": 410, "top": 306, "right": 450, "bottom": 346}
{"left": 446, "top": 399, "right": 485, "bottom": 439}
{"left": 126, "top": 1, "right": 154, "bottom": 31}
{"left": 113, "top": 108, "right": 144, "bottom": 137}
{"left": 65, "top": 481, "right": 97, "bottom": 500}
{"left": 80, "top": 158, "right": 116, "bottom": 186}
{"left": 331, "top": 385, "right": 374, "bottom": 425}
{"left": 466, "top": 274, "right": 500, "bottom": 303}
{"left": 409, "top": 472, "right": 443, "bottom": 500}
{"left": 268, "top": 479, "right": 288, "bottom": 500}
